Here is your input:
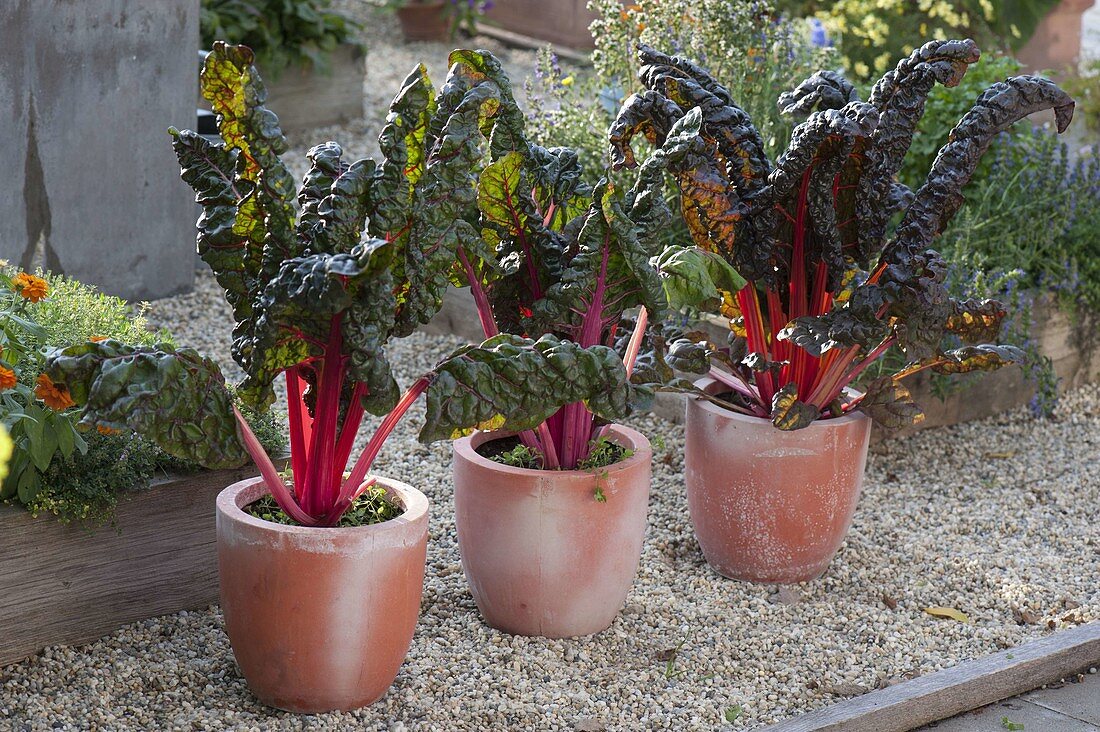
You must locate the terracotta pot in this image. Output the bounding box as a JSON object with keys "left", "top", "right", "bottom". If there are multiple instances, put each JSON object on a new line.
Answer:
{"left": 395, "top": 1, "right": 450, "bottom": 42}
{"left": 451, "top": 425, "right": 652, "bottom": 638}
{"left": 216, "top": 477, "right": 428, "bottom": 713}
{"left": 684, "top": 377, "right": 871, "bottom": 584}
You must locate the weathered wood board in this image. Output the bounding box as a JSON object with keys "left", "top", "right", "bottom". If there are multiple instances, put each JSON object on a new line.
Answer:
{"left": 482, "top": 0, "right": 600, "bottom": 48}
{"left": 0, "top": 465, "right": 260, "bottom": 666}
{"left": 764, "top": 622, "right": 1100, "bottom": 732}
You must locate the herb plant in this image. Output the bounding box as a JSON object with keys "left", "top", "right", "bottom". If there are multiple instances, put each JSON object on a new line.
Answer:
{"left": 200, "top": 0, "right": 361, "bottom": 77}
{"left": 1, "top": 270, "right": 97, "bottom": 503}
{"left": 45, "top": 45, "right": 642, "bottom": 527}
{"left": 0, "top": 267, "right": 283, "bottom": 524}
{"left": 609, "top": 41, "right": 1074, "bottom": 429}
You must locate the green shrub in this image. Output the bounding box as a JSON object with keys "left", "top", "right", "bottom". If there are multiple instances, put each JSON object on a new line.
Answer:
{"left": 937, "top": 128, "right": 1100, "bottom": 312}
{"left": 0, "top": 269, "right": 285, "bottom": 524}
{"left": 776, "top": 0, "right": 1059, "bottom": 82}
{"left": 200, "top": 0, "right": 361, "bottom": 78}
{"left": 525, "top": 0, "right": 836, "bottom": 174}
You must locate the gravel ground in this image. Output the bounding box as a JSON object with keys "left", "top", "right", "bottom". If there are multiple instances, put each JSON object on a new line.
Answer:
{"left": 1, "top": 267, "right": 1097, "bottom": 731}
{"left": 4, "top": 10, "right": 1097, "bottom": 731}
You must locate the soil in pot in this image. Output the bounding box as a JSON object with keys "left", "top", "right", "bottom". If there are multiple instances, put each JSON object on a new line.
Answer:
{"left": 244, "top": 484, "right": 402, "bottom": 527}
{"left": 475, "top": 434, "right": 632, "bottom": 471}
{"left": 452, "top": 425, "right": 652, "bottom": 638}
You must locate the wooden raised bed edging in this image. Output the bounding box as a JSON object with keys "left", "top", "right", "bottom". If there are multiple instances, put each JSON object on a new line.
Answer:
{"left": 764, "top": 622, "right": 1100, "bottom": 732}
{"left": 0, "top": 463, "right": 264, "bottom": 667}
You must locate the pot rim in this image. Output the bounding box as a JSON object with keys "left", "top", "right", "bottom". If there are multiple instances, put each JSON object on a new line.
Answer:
{"left": 691, "top": 376, "right": 869, "bottom": 428}
{"left": 452, "top": 423, "right": 652, "bottom": 478}
{"left": 216, "top": 475, "right": 429, "bottom": 537}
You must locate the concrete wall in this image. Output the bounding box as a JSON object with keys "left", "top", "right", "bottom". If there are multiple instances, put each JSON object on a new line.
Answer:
{"left": 0, "top": 1, "right": 198, "bottom": 301}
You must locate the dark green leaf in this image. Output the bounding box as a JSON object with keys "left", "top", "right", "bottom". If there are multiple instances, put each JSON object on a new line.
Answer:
{"left": 43, "top": 340, "right": 247, "bottom": 469}
{"left": 421, "top": 334, "right": 634, "bottom": 443}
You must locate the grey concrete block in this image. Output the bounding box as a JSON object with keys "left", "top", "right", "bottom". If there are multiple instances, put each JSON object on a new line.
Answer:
{"left": 0, "top": 1, "right": 198, "bottom": 300}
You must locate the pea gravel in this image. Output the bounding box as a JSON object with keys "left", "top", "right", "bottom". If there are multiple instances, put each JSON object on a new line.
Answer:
{"left": 4, "top": 11, "right": 1098, "bottom": 730}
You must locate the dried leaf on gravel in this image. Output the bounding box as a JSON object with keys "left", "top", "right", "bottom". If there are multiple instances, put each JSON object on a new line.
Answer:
{"left": 1012, "top": 606, "right": 1041, "bottom": 625}
{"left": 655, "top": 646, "right": 680, "bottom": 662}
{"left": 825, "top": 682, "right": 870, "bottom": 697}
{"left": 984, "top": 450, "right": 1016, "bottom": 459}
{"left": 882, "top": 594, "right": 898, "bottom": 610}
{"left": 924, "top": 606, "right": 970, "bottom": 622}
{"left": 770, "top": 587, "right": 803, "bottom": 606}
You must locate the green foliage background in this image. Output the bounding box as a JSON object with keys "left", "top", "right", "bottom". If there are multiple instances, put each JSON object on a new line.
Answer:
{"left": 775, "top": 0, "right": 1060, "bottom": 81}
{"left": 200, "top": 0, "right": 361, "bottom": 77}
{"left": 2, "top": 271, "right": 284, "bottom": 525}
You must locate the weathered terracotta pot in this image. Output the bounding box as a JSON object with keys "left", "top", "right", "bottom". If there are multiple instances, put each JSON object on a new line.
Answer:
{"left": 216, "top": 477, "right": 428, "bottom": 713}
{"left": 685, "top": 377, "right": 871, "bottom": 584}
{"left": 395, "top": 1, "right": 449, "bottom": 42}
{"left": 451, "top": 425, "right": 651, "bottom": 638}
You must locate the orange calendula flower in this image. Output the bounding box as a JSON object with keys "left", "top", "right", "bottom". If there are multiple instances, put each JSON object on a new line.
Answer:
{"left": 96, "top": 424, "right": 120, "bottom": 436}
{"left": 35, "top": 373, "right": 75, "bottom": 410}
{"left": 90, "top": 335, "right": 108, "bottom": 343}
{"left": 0, "top": 367, "right": 16, "bottom": 391}
{"left": 12, "top": 272, "right": 48, "bottom": 303}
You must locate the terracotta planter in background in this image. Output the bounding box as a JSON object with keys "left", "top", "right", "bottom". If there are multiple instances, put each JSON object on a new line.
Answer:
{"left": 216, "top": 477, "right": 428, "bottom": 713}
{"left": 451, "top": 425, "right": 652, "bottom": 638}
{"left": 395, "top": 1, "right": 450, "bottom": 42}
{"left": 684, "top": 377, "right": 871, "bottom": 584}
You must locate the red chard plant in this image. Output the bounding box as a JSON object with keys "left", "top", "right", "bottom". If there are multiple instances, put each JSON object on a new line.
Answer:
{"left": 417, "top": 51, "right": 692, "bottom": 469}
{"left": 609, "top": 42, "right": 1075, "bottom": 429}
{"left": 43, "top": 45, "right": 643, "bottom": 526}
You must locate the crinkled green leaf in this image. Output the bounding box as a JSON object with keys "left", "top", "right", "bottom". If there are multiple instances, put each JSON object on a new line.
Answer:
{"left": 534, "top": 180, "right": 668, "bottom": 340}
{"left": 198, "top": 42, "right": 297, "bottom": 279}
{"left": 421, "top": 334, "right": 633, "bottom": 443}
{"left": 924, "top": 344, "right": 1025, "bottom": 375}
{"left": 43, "top": 340, "right": 246, "bottom": 469}
{"left": 653, "top": 245, "right": 746, "bottom": 311}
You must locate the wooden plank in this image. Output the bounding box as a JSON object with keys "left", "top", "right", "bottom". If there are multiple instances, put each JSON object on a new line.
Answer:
{"left": 0, "top": 464, "right": 262, "bottom": 666}
{"left": 477, "top": 23, "right": 593, "bottom": 63}
{"left": 765, "top": 623, "right": 1100, "bottom": 732}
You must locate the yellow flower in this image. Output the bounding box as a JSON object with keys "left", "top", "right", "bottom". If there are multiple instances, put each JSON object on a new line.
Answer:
{"left": 0, "top": 425, "right": 11, "bottom": 483}
{"left": 12, "top": 272, "right": 48, "bottom": 303}
{"left": 560, "top": 75, "right": 574, "bottom": 86}
{"left": 0, "top": 367, "right": 15, "bottom": 391}
{"left": 35, "top": 373, "right": 75, "bottom": 411}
